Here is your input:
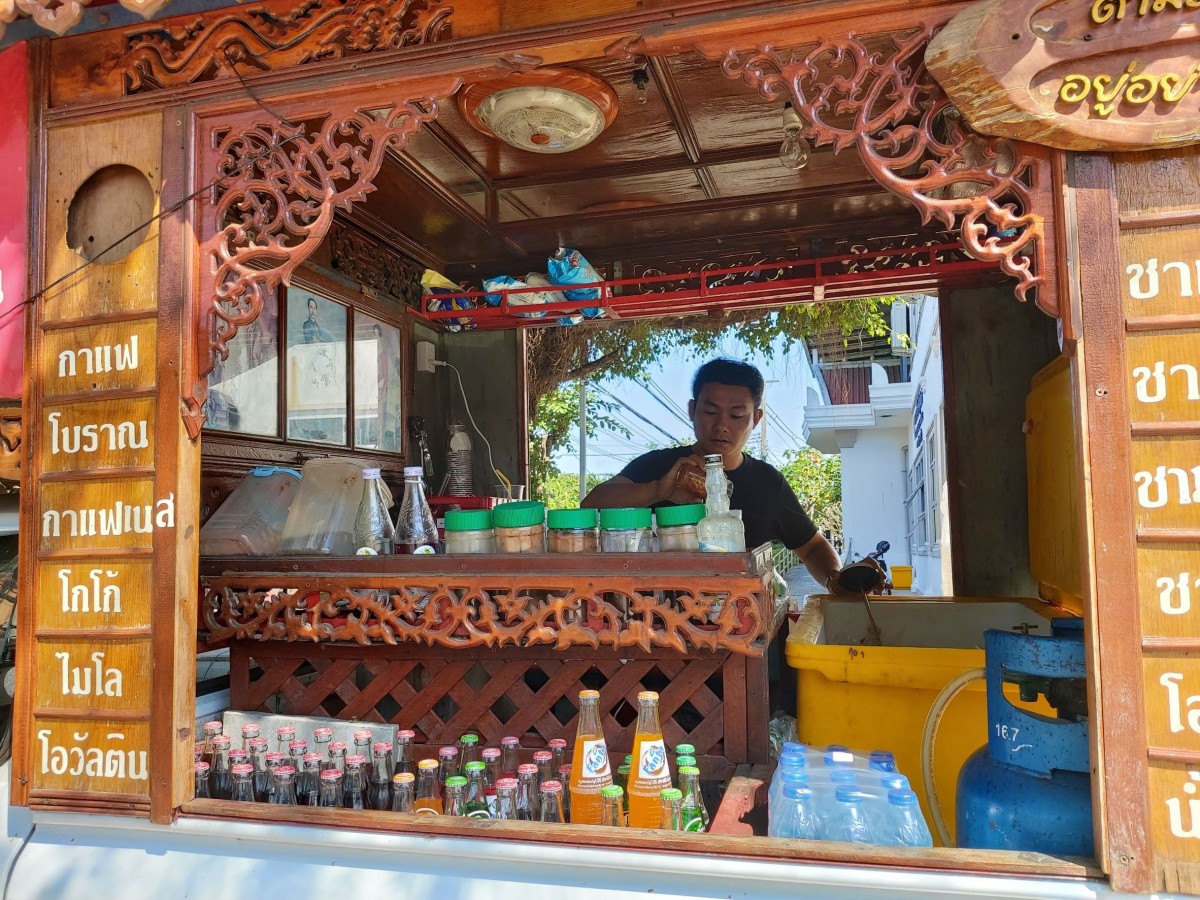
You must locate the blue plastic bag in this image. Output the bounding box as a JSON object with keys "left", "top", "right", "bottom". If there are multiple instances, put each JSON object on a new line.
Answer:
{"left": 547, "top": 248, "right": 606, "bottom": 318}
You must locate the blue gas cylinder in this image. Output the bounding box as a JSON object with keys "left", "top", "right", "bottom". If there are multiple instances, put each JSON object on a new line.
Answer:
{"left": 956, "top": 619, "right": 1094, "bottom": 857}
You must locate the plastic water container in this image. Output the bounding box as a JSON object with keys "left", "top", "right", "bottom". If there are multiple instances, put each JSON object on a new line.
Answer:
{"left": 278, "top": 458, "right": 373, "bottom": 556}
{"left": 820, "top": 788, "right": 878, "bottom": 844}
{"left": 882, "top": 789, "right": 933, "bottom": 847}
{"left": 200, "top": 466, "right": 301, "bottom": 556}
{"left": 769, "top": 785, "right": 819, "bottom": 839}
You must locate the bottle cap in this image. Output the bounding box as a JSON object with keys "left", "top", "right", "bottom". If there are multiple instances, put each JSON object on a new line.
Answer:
{"left": 211, "top": 735, "right": 231, "bottom": 749}
{"left": 392, "top": 772, "right": 416, "bottom": 784}
{"left": 313, "top": 727, "right": 333, "bottom": 740}
{"left": 548, "top": 739, "right": 568, "bottom": 750}
{"left": 558, "top": 764, "right": 572, "bottom": 776}
{"left": 320, "top": 769, "right": 343, "bottom": 782}
{"left": 599, "top": 507, "right": 652, "bottom": 530}
{"left": 373, "top": 742, "right": 393, "bottom": 754}
{"left": 289, "top": 740, "right": 307, "bottom": 753}
{"left": 492, "top": 500, "right": 546, "bottom": 529}
{"left": 330, "top": 741, "right": 348, "bottom": 753}
{"left": 617, "top": 765, "right": 630, "bottom": 776}
{"left": 241, "top": 724, "right": 260, "bottom": 737}
{"left": 229, "top": 750, "right": 249, "bottom": 763}
{"left": 194, "top": 742, "right": 204, "bottom": 757}
{"left": 888, "top": 789, "right": 919, "bottom": 806}
{"left": 273, "top": 765, "right": 296, "bottom": 777}
{"left": 397, "top": 729, "right": 417, "bottom": 741}
{"left": 678, "top": 765, "right": 700, "bottom": 777}
{"left": 277, "top": 726, "right": 296, "bottom": 738}
{"left": 869, "top": 750, "right": 897, "bottom": 771}
{"left": 578, "top": 689, "right": 600, "bottom": 701}
{"left": 834, "top": 788, "right": 863, "bottom": 804}
{"left": 464, "top": 761, "right": 486, "bottom": 773}
{"left": 659, "top": 788, "right": 683, "bottom": 800}
{"left": 403, "top": 466, "right": 426, "bottom": 478}
{"left": 445, "top": 775, "right": 468, "bottom": 789}
{"left": 674, "top": 744, "right": 696, "bottom": 756}
{"left": 703, "top": 454, "right": 723, "bottom": 465}
{"left": 203, "top": 721, "right": 223, "bottom": 736}
{"left": 783, "top": 785, "right": 812, "bottom": 801}
{"left": 248, "top": 737, "right": 269, "bottom": 751}
{"left": 346, "top": 754, "right": 367, "bottom": 766}
{"left": 194, "top": 761, "right": 211, "bottom": 774}
{"left": 495, "top": 777, "right": 519, "bottom": 791}
{"left": 362, "top": 467, "right": 382, "bottom": 479}
{"left": 532, "top": 751, "right": 552, "bottom": 762}
{"left": 879, "top": 774, "right": 909, "bottom": 790}
{"left": 781, "top": 770, "right": 808, "bottom": 784}
{"left": 230, "top": 763, "right": 254, "bottom": 776}
{"left": 831, "top": 771, "right": 856, "bottom": 786}
{"left": 517, "top": 763, "right": 538, "bottom": 775}
{"left": 439, "top": 746, "right": 459, "bottom": 758}
{"left": 445, "top": 509, "right": 494, "bottom": 532}
{"left": 601, "top": 785, "right": 624, "bottom": 799}
{"left": 676, "top": 756, "right": 697, "bottom": 768}
{"left": 546, "top": 508, "right": 598, "bottom": 530}
{"left": 539, "top": 780, "right": 563, "bottom": 792}
{"left": 637, "top": 691, "right": 659, "bottom": 703}
{"left": 501, "top": 736, "right": 521, "bottom": 748}
{"left": 482, "top": 748, "right": 501, "bottom": 761}
{"left": 782, "top": 741, "right": 806, "bottom": 756}
{"left": 460, "top": 734, "right": 480, "bottom": 746}
{"left": 303, "top": 752, "right": 323, "bottom": 764}
{"left": 418, "top": 759, "right": 440, "bottom": 771}
{"left": 654, "top": 504, "right": 705, "bottom": 528}
{"left": 265, "top": 751, "right": 285, "bottom": 763}
{"left": 353, "top": 727, "right": 372, "bottom": 739}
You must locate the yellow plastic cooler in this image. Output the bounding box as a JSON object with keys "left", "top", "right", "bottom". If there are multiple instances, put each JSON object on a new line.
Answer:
{"left": 785, "top": 595, "right": 1065, "bottom": 846}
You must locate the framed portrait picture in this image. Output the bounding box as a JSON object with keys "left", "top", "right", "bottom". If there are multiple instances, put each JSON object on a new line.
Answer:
{"left": 205, "top": 291, "right": 280, "bottom": 436}
{"left": 354, "top": 314, "right": 402, "bottom": 452}
{"left": 286, "top": 288, "right": 348, "bottom": 445}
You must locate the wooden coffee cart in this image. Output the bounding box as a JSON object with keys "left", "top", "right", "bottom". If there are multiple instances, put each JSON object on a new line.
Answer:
{"left": 5, "top": 0, "right": 1200, "bottom": 895}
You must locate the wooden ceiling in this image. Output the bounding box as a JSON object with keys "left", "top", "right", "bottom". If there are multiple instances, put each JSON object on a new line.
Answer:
{"left": 357, "top": 48, "right": 935, "bottom": 280}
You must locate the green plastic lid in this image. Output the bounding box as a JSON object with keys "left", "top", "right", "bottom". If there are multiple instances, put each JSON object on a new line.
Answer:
{"left": 674, "top": 743, "right": 696, "bottom": 756}
{"left": 445, "top": 775, "right": 468, "bottom": 788}
{"left": 460, "top": 734, "right": 480, "bottom": 746}
{"left": 599, "top": 507, "right": 652, "bottom": 530}
{"left": 601, "top": 785, "right": 624, "bottom": 798}
{"left": 655, "top": 504, "right": 705, "bottom": 528}
{"left": 660, "top": 788, "right": 683, "bottom": 800}
{"left": 677, "top": 756, "right": 697, "bottom": 768}
{"left": 492, "top": 500, "right": 546, "bottom": 529}
{"left": 464, "top": 761, "right": 485, "bottom": 772}
{"left": 678, "top": 765, "right": 700, "bottom": 777}
{"left": 444, "top": 509, "right": 493, "bottom": 532}
{"left": 547, "top": 507, "right": 599, "bottom": 530}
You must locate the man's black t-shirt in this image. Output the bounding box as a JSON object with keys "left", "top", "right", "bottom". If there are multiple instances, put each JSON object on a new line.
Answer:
{"left": 619, "top": 446, "right": 819, "bottom": 551}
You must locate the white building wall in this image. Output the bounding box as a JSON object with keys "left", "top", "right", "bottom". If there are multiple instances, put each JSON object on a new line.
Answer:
{"left": 840, "top": 427, "right": 910, "bottom": 567}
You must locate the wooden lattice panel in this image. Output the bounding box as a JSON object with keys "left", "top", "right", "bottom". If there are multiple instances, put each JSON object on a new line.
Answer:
{"left": 229, "top": 641, "right": 767, "bottom": 778}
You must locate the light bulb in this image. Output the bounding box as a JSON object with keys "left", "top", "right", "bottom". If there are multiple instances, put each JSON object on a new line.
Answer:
{"left": 633, "top": 67, "right": 650, "bottom": 105}
{"left": 778, "top": 129, "right": 811, "bottom": 171}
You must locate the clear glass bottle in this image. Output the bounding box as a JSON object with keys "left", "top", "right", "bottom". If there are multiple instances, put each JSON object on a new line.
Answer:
{"left": 482, "top": 748, "right": 501, "bottom": 787}
{"left": 328, "top": 740, "right": 348, "bottom": 777}
{"left": 264, "top": 751, "right": 286, "bottom": 800}
{"left": 515, "top": 763, "right": 539, "bottom": 820}
{"left": 194, "top": 761, "right": 212, "bottom": 800}
{"left": 354, "top": 466, "right": 396, "bottom": 555}
{"left": 438, "top": 746, "right": 460, "bottom": 785}
{"left": 394, "top": 730, "right": 416, "bottom": 777}
{"left": 313, "top": 727, "right": 333, "bottom": 765}
{"left": 344, "top": 754, "right": 367, "bottom": 810}
{"left": 558, "top": 765, "right": 573, "bottom": 822}
{"left": 317, "top": 769, "right": 343, "bottom": 808}
{"left": 239, "top": 722, "right": 260, "bottom": 753}
{"left": 288, "top": 739, "right": 308, "bottom": 777}
{"left": 696, "top": 454, "right": 746, "bottom": 553}
{"left": 674, "top": 744, "right": 696, "bottom": 783}
{"left": 458, "top": 734, "right": 480, "bottom": 772}
{"left": 659, "top": 787, "right": 684, "bottom": 830}
{"left": 533, "top": 750, "right": 554, "bottom": 790}
{"left": 538, "top": 780, "right": 565, "bottom": 823}
{"left": 271, "top": 765, "right": 299, "bottom": 805}
{"left": 248, "top": 737, "right": 270, "bottom": 801}
{"left": 209, "top": 735, "right": 233, "bottom": 799}
{"left": 463, "top": 761, "right": 490, "bottom": 818}
{"left": 194, "top": 742, "right": 204, "bottom": 766}
{"left": 230, "top": 763, "right": 256, "bottom": 802}
{"left": 414, "top": 759, "right": 443, "bottom": 815}
{"left": 275, "top": 725, "right": 296, "bottom": 755}
{"left": 569, "top": 689, "right": 612, "bottom": 825}
{"left": 500, "top": 736, "right": 521, "bottom": 779}
{"left": 353, "top": 729, "right": 373, "bottom": 758}
{"left": 201, "top": 721, "right": 223, "bottom": 764}
{"left": 369, "top": 744, "right": 393, "bottom": 811}
{"left": 395, "top": 466, "right": 438, "bottom": 554}
{"left": 443, "top": 775, "right": 468, "bottom": 816}
{"left": 493, "top": 777, "right": 519, "bottom": 820}
{"left": 301, "top": 752, "right": 322, "bottom": 804}
{"left": 391, "top": 772, "right": 415, "bottom": 813}
{"left": 229, "top": 748, "right": 249, "bottom": 772}
{"left": 548, "top": 738, "right": 568, "bottom": 773}
{"left": 601, "top": 785, "right": 626, "bottom": 827}
{"left": 678, "top": 765, "right": 708, "bottom": 832}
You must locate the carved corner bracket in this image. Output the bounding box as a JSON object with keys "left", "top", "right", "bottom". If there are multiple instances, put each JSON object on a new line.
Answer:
{"left": 709, "top": 26, "right": 1058, "bottom": 317}
{"left": 186, "top": 91, "right": 454, "bottom": 438}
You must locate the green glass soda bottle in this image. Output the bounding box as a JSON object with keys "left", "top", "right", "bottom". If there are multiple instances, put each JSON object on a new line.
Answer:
{"left": 678, "top": 765, "right": 709, "bottom": 832}
{"left": 463, "top": 761, "right": 491, "bottom": 818}
{"left": 601, "top": 785, "right": 626, "bottom": 827}
{"left": 659, "top": 787, "right": 684, "bottom": 830}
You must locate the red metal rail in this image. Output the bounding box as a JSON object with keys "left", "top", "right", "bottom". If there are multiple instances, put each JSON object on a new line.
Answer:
{"left": 415, "top": 243, "right": 999, "bottom": 330}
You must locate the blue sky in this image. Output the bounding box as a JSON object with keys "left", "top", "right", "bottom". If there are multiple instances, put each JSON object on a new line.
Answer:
{"left": 553, "top": 334, "right": 815, "bottom": 477}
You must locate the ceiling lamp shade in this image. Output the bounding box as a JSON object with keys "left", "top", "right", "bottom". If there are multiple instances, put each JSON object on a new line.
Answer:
{"left": 458, "top": 69, "right": 619, "bottom": 154}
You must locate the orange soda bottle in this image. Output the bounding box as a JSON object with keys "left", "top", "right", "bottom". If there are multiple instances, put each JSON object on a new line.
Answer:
{"left": 413, "top": 758, "right": 443, "bottom": 814}
{"left": 627, "top": 691, "right": 672, "bottom": 829}
{"left": 569, "top": 689, "right": 612, "bottom": 824}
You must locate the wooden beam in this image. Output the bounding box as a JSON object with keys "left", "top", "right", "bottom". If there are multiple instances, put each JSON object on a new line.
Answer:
{"left": 646, "top": 56, "right": 718, "bottom": 200}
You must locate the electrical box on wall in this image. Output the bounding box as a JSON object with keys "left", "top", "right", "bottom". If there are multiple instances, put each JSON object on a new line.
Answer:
{"left": 415, "top": 341, "right": 436, "bottom": 374}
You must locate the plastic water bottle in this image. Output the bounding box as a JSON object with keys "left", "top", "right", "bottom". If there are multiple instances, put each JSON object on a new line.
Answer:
{"left": 821, "top": 788, "right": 878, "bottom": 844}
{"left": 769, "top": 785, "right": 819, "bottom": 839}
{"left": 868, "top": 750, "right": 897, "bottom": 773}
{"left": 769, "top": 766, "right": 808, "bottom": 813}
{"left": 883, "top": 789, "right": 933, "bottom": 847}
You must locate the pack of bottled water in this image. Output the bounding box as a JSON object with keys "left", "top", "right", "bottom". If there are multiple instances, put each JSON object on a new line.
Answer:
{"left": 767, "top": 742, "right": 932, "bottom": 847}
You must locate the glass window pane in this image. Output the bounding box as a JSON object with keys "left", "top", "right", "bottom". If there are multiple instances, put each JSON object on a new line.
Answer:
{"left": 354, "top": 313, "right": 402, "bottom": 452}
{"left": 205, "top": 292, "right": 279, "bottom": 435}
{"left": 286, "top": 288, "right": 348, "bottom": 445}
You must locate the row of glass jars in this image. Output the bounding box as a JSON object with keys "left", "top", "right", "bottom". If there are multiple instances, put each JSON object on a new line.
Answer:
{"left": 444, "top": 502, "right": 710, "bottom": 555}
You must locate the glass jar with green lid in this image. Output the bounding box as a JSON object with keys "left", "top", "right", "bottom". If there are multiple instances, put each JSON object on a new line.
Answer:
{"left": 444, "top": 509, "right": 496, "bottom": 554}
{"left": 546, "top": 507, "right": 600, "bottom": 553}
{"left": 492, "top": 500, "right": 546, "bottom": 553}
{"left": 654, "top": 503, "right": 705, "bottom": 551}
{"left": 599, "top": 507, "right": 653, "bottom": 553}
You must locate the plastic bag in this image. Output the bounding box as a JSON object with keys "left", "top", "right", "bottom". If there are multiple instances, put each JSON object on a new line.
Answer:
{"left": 768, "top": 713, "right": 799, "bottom": 760}
{"left": 547, "top": 247, "right": 606, "bottom": 318}
{"left": 483, "top": 274, "right": 550, "bottom": 319}
{"left": 421, "top": 269, "right": 475, "bottom": 331}
{"left": 524, "top": 272, "right": 580, "bottom": 326}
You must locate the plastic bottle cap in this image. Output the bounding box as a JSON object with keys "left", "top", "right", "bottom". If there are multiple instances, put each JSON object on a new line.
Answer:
{"left": 548, "top": 739, "right": 568, "bottom": 750}
{"left": 674, "top": 744, "right": 696, "bottom": 756}
{"left": 418, "top": 759, "right": 440, "bottom": 771}
{"left": 540, "top": 780, "right": 563, "bottom": 792}
{"left": 783, "top": 785, "right": 812, "bottom": 801}
{"left": 678, "top": 766, "right": 700, "bottom": 777}
{"left": 835, "top": 788, "right": 865, "bottom": 804}
{"left": 491, "top": 500, "right": 545, "bottom": 529}
{"left": 362, "top": 467, "right": 382, "bottom": 479}
{"left": 888, "top": 789, "right": 919, "bottom": 806}
{"left": 637, "top": 691, "right": 659, "bottom": 703}
{"left": 781, "top": 770, "right": 808, "bottom": 784}
{"left": 880, "top": 774, "right": 909, "bottom": 790}
{"left": 403, "top": 466, "right": 426, "bottom": 478}
{"left": 547, "top": 508, "right": 599, "bottom": 530}
{"left": 601, "top": 785, "right": 624, "bottom": 798}
{"left": 194, "top": 761, "right": 210, "bottom": 773}
{"left": 445, "top": 509, "right": 494, "bottom": 532}
{"left": 517, "top": 764, "right": 539, "bottom": 775}
{"left": 464, "top": 761, "right": 486, "bottom": 773}
{"left": 599, "top": 507, "right": 652, "bottom": 530}
{"left": 445, "top": 776, "right": 468, "bottom": 788}
{"left": 482, "top": 748, "right": 501, "bottom": 760}
{"left": 782, "top": 741, "right": 806, "bottom": 755}
{"left": 495, "top": 778, "right": 519, "bottom": 790}
{"left": 392, "top": 772, "right": 415, "bottom": 784}
{"left": 501, "top": 737, "right": 521, "bottom": 748}
{"left": 659, "top": 788, "right": 683, "bottom": 800}
{"left": 654, "top": 504, "right": 706, "bottom": 528}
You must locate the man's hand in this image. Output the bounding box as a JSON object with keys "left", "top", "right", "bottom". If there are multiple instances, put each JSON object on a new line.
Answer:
{"left": 659, "top": 455, "right": 706, "bottom": 504}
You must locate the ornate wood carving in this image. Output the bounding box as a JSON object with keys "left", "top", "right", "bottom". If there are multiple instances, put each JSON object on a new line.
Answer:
{"left": 111, "top": 0, "right": 453, "bottom": 94}
{"left": 186, "top": 88, "right": 456, "bottom": 437}
{"left": 329, "top": 219, "right": 423, "bottom": 307}
{"left": 709, "top": 27, "right": 1058, "bottom": 316}
{"left": 201, "top": 562, "right": 780, "bottom": 655}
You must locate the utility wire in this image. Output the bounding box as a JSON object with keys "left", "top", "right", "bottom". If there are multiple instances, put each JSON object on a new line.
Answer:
{"left": 594, "top": 385, "right": 682, "bottom": 445}
{"left": 638, "top": 378, "right": 692, "bottom": 429}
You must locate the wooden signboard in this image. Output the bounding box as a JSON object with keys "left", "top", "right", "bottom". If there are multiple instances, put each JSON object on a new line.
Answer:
{"left": 926, "top": 0, "right": 1200, "bottom": 151}
{"left": 14, "top": 112, "right": 197, "bottom": 821}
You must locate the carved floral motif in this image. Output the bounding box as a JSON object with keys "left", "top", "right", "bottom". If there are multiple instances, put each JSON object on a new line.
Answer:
{"left": 113, "top": 0, "right": 453, "bottom": 93}
{"left": 329, "top": 220, "right": 423, "bottom": 306}
{"left": 713, "top": 27, "right": 1056, "bottom": 314}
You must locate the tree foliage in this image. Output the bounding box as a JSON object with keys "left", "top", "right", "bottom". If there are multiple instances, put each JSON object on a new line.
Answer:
{"left": 778, "top": 447, "right": 842, "bottom": 538}
{"left": 540, "top": 470, "right": 609, "bottom": 510}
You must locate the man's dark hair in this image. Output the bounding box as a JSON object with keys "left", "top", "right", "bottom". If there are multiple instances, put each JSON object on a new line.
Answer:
{"left": 692, "top": 358, "right": 765, "bottom": 409}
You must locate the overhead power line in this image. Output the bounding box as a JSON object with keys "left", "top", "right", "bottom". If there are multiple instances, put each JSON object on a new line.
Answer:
{"left": 595, "top": 386, "right": 682, "bottom": 445}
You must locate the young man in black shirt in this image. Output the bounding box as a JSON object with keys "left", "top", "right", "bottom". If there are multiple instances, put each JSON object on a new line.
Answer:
{"left": 582, "top": 358, "right": 844, "bottom": 592}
